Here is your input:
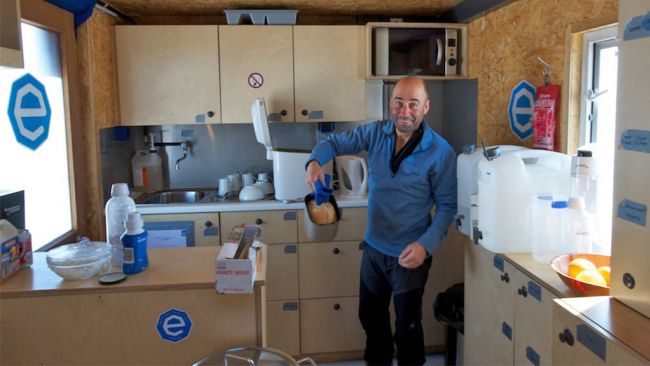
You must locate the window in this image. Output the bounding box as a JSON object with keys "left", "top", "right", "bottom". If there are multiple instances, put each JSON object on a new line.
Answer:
{"left": 578, "top": 25, "right": 618, "bottom": 253}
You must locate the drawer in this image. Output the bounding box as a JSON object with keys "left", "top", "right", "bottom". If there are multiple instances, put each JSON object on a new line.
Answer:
{"left": 298, "top": 206, "right": 367, "bottom": 242}
{"left": 266, "top": 244, "right": 299, "bottom": 300}
{"left": 141, "top": 213, "right": 220, "bottom": 247}
{"left": 299, "top": 241, "right": 363, "bottom": 298}
{"left": 220, "top": 210, "right": 297, "bottom": 244}
{"left": 300, "top": 297, "right": 365, "bottom": 354}
{"left": 266, "top": 300, "right": 300, "bottom": 356}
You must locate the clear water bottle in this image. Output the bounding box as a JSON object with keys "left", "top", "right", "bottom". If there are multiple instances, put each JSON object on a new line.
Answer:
{"left": 121, "top": 212, "right": 148, "bottom": 274}
{"left": 105, "top": 183, "right": 136, "bottom": 268}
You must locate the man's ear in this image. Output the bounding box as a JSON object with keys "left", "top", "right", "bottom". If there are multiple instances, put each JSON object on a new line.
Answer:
{"left": 422, "top": 99, "right": 430, "bottom": 115}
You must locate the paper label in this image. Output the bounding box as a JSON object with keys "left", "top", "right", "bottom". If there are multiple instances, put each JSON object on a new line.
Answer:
{"left": 148, "top": 229, "right": 188, "bottom": 248}
{"left": 577, "top": 324, "right": 606, "bottom": 361}
{"left": 617, "top": 199, "right": 647, "bottom": 227}
{"left": 620, "top": 129, "right": 650, "bottom": 153}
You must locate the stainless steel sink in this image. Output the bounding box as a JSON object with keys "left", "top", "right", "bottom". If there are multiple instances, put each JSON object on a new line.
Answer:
{"left": 136, "top": 190, "right": 205, "bottom": 204}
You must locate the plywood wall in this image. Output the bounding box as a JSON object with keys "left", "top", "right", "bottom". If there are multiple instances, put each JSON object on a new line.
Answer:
{"left": 468, "top": 0, "right": 617, "bottom": 151}
{"left": 76, "top": 10, "right": 123, "bottom": 241}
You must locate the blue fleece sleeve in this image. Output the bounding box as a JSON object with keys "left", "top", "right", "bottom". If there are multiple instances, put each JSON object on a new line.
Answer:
{"left": 305, "top": 123, "right": 374, "bottom": 169}
{"left": 417, "top": 146, "right": 458, "bottom": 254}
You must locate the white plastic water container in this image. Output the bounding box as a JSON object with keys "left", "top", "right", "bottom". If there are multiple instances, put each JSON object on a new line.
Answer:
{"left": 131, "top": 150, "right": 163, "bottom": 192}
{"left": 477, "top": 149, "right": 571, "bottom": 253}
{"left": 105, "top": 183, "right": 136, "bottom": 267}
{"left": 456, "top": 145, "right": 527, "bottom": 237}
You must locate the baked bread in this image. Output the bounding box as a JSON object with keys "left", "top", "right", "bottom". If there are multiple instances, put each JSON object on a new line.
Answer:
{"left": 307, "top": 200, "right": 337, "bottom": 224}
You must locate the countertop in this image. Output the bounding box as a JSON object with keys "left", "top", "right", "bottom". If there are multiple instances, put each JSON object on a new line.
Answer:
{"left": 136, "top": 192, "right": 368, "bottom": 214}
{"left": 0, "top": 246, "right": 266, "bottom": 298}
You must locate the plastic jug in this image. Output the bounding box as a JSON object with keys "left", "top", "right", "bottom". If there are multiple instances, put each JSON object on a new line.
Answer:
{"left": 335, "top": 155, "right": 368, "bottom": 198}
{"left": 131, "top": 150, "right": 163, "bottom": 192}
{"left": 477, "top": 149, "right": 571, "bottom": 253}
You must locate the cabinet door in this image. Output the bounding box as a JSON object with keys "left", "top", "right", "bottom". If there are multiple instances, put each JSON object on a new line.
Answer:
{"left": 512, "top": 270, "right": 554, "bottom": 366}
{"left": 141, "top": 213, "right": 220, "bottom": 247}
{"left": 552, "top": 301, "right": 645, "bottom": 365}
{"left": 298, "top": 206, "right": 367, "bottom": 242}
{"left": 266, "top": 300, "right": 300, "bottom": 356}
{"left": 266, "top": 244, "right": 299, "bottom": 300}
{"left": 299, "top": 241, "right": 363, "bottom": 298}
{"left": 220, "top": 210, "right": 297, "bottom": 244}
{"left": 300, "top": 297, "right": 365, "bottom": 354}
{"left": 464, "top": 243, "right": 515, "bottom": 365}
{"left": 219, "top": 25, "right": 294, "bottom": 123}
{"left": 115, "top": 26, "right": 220, "bottom": 125}
{"left": 294, "top": 26, "right": 366, "bottom": 122}
{"left": 0, "top": 0, "right": 23, "bottom": 68}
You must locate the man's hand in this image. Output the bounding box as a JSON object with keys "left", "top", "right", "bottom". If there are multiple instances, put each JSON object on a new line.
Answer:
{"left": 398, "top": 242, "right": 428, "bottom": 269}
{"left": 305, "top": 160, "right": 325, "bottom": 192}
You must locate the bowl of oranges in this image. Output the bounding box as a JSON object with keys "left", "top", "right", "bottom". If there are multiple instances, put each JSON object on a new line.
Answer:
{"left": 550, "top": 253, "right": 610, "bottom": 296}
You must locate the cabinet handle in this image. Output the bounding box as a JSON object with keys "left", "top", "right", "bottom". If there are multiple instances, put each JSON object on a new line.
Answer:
{"left": 204, "top": 220, "right": 212, "bottom": 227}
{"left": 558, "top": 329, "right": 574, "bottom": 346}
{"left": 517, "top": 286, "right": 528, "bottom": 297}
{"left": 332, "top": 248, "right": 340, "bottom": 255}
{"left": 500, "top": 273, "right": 510, "bottom": 283}
{"left": 301, "top": 109, "right": 308, "bottom": 116}
{"left": 207, "top": 111, "right": 215, "bottom": 118}
{"left": 255, "top": 218, "right": 263, "bottom": 225}
{"left": 280, "top": 109, "right": 287, "bottom": 116}
{"left": 333, "top": 303, "right": 341, "bottom": 310}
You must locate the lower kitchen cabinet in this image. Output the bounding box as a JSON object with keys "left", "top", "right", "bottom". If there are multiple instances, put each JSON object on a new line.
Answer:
{"left": 464, "top": 242, "right": 554, "bottom": 365}
{"left": 266, "top": 243, "right": 299, "bottom": 301}
{"left": 140, "top": 212, "right": 220, "bottom": 247}
{"left": 300, "top": 297, "right": 366, "bottom": 354}
{"left": 220, "top": 210, "right": 298, "bottom": 244}
{"left": 267, "top": 300, "right": 301, "bottom": 356}
{"left": 298, "top": 241, "right": 363, "bottom": 299}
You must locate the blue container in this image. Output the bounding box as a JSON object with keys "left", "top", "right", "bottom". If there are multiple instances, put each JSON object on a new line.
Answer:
{"left": 121, "top": 212, "right": 148, "bottom": 274}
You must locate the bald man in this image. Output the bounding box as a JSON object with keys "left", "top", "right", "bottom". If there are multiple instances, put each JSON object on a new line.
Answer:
{"left": 305, "top": 76, "right": 457, "bottom": 366}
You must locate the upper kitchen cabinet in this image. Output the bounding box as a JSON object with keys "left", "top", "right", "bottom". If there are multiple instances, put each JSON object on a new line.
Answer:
{"left": 294, "top": 26, "right": 366, "bottom": 122}
{"left": 115, "top": 26, "right": 220, "bottom": 125}
{"left": 0, "top": 0, "right": 23, "bottom": 68}
{"left": 219, "top": 26, "right": 294, "bottom": 124}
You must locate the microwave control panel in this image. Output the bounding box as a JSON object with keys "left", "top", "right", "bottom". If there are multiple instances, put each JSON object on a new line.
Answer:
{"left": 445, "top": 28, "right": 458, "bottom": 75}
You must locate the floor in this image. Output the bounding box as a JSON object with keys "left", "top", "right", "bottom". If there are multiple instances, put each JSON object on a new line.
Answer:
{"left": 319, "top": 353, "right": 445, "bottom": 366}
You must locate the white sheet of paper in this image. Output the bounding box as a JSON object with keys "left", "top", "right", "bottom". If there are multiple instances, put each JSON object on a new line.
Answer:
{"left": 148, "top": 229, "right": 187, "bottom": 248}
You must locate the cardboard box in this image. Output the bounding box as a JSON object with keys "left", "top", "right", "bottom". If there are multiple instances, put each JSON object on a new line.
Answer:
{"left": 215, "top": 224, "right": 262, "bottom": 294}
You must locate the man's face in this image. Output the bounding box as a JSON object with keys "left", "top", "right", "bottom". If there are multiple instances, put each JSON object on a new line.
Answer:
{"left": 390, "top": 82, "right": 430, "bottom": 134}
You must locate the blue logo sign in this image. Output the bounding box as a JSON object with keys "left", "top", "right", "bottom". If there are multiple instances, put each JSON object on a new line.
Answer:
{"left": 508, "top": 80, "right": 536, "bottom": 141}
{"left": 7, "top": 73, "right": 52, "bottom": 150}
{"left": 156, "top": 308, "right": 192, "bottom": 343}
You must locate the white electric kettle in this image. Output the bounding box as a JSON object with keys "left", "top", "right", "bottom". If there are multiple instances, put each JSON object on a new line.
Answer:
{"left": 335, "top": 155, "right": 368, "bottom": 198}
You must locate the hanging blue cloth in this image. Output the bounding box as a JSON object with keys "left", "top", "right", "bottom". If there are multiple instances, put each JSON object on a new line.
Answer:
{"left": 45, "top": 0, "right": 96, "bottom": 28}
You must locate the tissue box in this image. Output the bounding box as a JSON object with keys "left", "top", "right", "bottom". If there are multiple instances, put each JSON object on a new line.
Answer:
{"left": 215, "top": 224, "right": 262, "bottom": 294}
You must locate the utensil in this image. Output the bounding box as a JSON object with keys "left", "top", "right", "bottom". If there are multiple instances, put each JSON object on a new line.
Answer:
{"left": 218, "top": 178, "right": 231, "bottom": 197}
{"left": 239, "top": 185, "right": 265, "bottom": 201}
{"left": 254, "top": 180, "right": 274, "bottom": 195}
{"left": 228, "top": 173, "right": 242, "bottom": 192}
{"left": 242, "top": 172, "right": 256, "bottom": 187}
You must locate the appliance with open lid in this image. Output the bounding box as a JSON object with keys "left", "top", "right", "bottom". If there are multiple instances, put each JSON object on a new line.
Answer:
{"left": 251, "top": 98, "right": 331, "bottom": 202}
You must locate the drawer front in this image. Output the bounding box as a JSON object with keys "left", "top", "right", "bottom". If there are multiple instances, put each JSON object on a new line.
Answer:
{"left": 298, "top": 206, "right": 367, "bottom": 242}
{"left": 220, "top": 210, "right": 297, "bottom": 244}
{"left": 141, "top": 213, "right": 220, "bottom": 247}
{"left": 266, "top": 300, "right": 300, "bottom": 356}
{"left": 266, "top": 244, "right": 299, "bottom": 300}
{"left": 300, "top": 297, "right": 365, "bottom": 354}
{"left": 299, "top": 241, "right": 363, "bottom": 298}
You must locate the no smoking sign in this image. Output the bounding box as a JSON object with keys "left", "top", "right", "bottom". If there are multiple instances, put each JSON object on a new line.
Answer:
{"left": 248, "top": 73, "right": 264, "bottom": 88}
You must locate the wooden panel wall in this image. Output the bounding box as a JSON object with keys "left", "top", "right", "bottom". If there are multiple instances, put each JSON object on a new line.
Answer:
{"left": 76, "top": 10, "right": 123, "bottom": 241}
{"left": 468, "top": 0, "right": 617, "bottom": 151}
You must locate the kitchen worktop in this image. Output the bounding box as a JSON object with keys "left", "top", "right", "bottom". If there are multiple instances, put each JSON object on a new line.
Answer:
{"left": 0, "top": 246, "right": 266, "bottom": 298}
{"left": 136, "top": 192, "right": 368, "bottom": 214}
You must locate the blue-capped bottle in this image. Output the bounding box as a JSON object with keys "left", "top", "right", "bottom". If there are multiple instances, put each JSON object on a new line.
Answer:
{"left": 121, "top": 212, "right": 148, "bottom": 274}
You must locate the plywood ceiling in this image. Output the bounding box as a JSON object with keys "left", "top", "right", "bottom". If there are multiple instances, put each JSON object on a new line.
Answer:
{"left": 103, "top": 0, "right": 463, "bottom": 17}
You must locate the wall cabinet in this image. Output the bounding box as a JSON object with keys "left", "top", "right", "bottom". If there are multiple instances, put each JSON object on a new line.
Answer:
{"left": 0, "top": 0, "right": 23, "bottom": 68}
{"left": 115, "top": 26, "right": 221, "bottom": 125}
{"left": 464, "top": 242, "right": 554, "bottom": 365}
{"left": 140, "top": 212, "right": 220, "bottom": 247}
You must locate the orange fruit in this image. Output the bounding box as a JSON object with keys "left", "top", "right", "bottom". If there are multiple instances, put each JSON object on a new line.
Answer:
{"left": 568, "top": 258, "right": 597, "bottom": 278}
{"left": 576, "top": 269, "right": 608, "bottom": 287}
{"left": 598, "top": 266, "right": 611, "bottom": 286}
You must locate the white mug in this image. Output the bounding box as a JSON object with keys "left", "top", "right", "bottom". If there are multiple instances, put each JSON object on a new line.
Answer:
{"left": 242, "top": 172, "right": 256, "bottom": 187}
{"left": 228, "top": 173, "right": 241, "bottom": 192}
{"left": 218, "top": 178, "right": 230, "bottom": 196}
{"left": 257, "top": 171, "right": 271, "bottom": 183}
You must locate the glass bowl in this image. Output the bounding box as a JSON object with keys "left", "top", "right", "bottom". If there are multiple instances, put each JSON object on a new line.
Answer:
{"left": 46, "top": 241, "right": 112, "bottom": 280}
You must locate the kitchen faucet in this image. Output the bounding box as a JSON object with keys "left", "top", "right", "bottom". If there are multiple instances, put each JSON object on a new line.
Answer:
{"left": 146, "top": 133, "right": 192, "bottom": 170}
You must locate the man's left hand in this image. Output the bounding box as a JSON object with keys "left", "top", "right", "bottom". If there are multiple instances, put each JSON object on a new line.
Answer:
{"left": 398, "top": 242, "right": 428, "bottom": 269}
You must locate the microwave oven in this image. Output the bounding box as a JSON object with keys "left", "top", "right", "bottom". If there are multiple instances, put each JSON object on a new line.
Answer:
{"left": 374, "top": 27, "right": 459, "bottom": 77}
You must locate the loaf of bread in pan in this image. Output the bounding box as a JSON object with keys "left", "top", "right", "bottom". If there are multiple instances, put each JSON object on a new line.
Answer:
{"left": 307, "top": 200, "right": 337, "bottom": 224}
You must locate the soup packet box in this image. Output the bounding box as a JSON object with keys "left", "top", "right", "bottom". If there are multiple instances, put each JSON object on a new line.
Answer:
{"left": 215, "top": 224, "right": 262, "bottom": 294}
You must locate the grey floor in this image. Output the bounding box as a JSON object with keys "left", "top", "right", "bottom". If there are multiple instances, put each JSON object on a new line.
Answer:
{"left": 319, "top": 353, "right": 445, "bottom": 366}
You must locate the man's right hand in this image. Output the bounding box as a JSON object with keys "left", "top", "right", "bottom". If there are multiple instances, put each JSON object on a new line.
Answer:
{"left": 305, "top": 160, "right": 325, "bottom": 192}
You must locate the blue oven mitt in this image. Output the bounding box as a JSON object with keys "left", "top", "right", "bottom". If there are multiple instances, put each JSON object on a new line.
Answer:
{"left": 311, "top": 173, "right": 333, "bottom": 205}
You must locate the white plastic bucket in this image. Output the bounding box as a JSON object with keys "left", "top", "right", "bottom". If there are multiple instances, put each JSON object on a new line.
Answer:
{"left": 477, "top": 149, "right": 571, "bottom": 253}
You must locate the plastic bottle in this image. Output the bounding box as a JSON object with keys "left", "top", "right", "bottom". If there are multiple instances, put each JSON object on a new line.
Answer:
{"left": 105, "top": 183, "right": 136, "bottom": 267}
{"left": 131, "top": 150, "right": 163, "bottom": 193}
{"left": 121, "top": 212, "right": 148, "bottom": 274}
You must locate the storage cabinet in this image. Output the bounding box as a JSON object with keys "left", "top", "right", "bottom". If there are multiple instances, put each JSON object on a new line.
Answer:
{"left": 298, "top": 206, "right": 367, "bottom": 242}
{"left": 300, "top": 296, "right": 366, "bottom": 354}
{"left": 220, "top": 210, "right": 298, "bottom": 245}
{"left": 140, "top": 212, "right": 220, "bottom": 247}
{"left": 219, "top": 26, "right": 294, "bottom": 124}
{"left": 115, "top": 26, "right": 221, "bottom": 125}
{"left": 0, "top": 0, "right": 23, "bottom": 68}
{"left": 298, "top": 241, "right": 363, "bottom": 299}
